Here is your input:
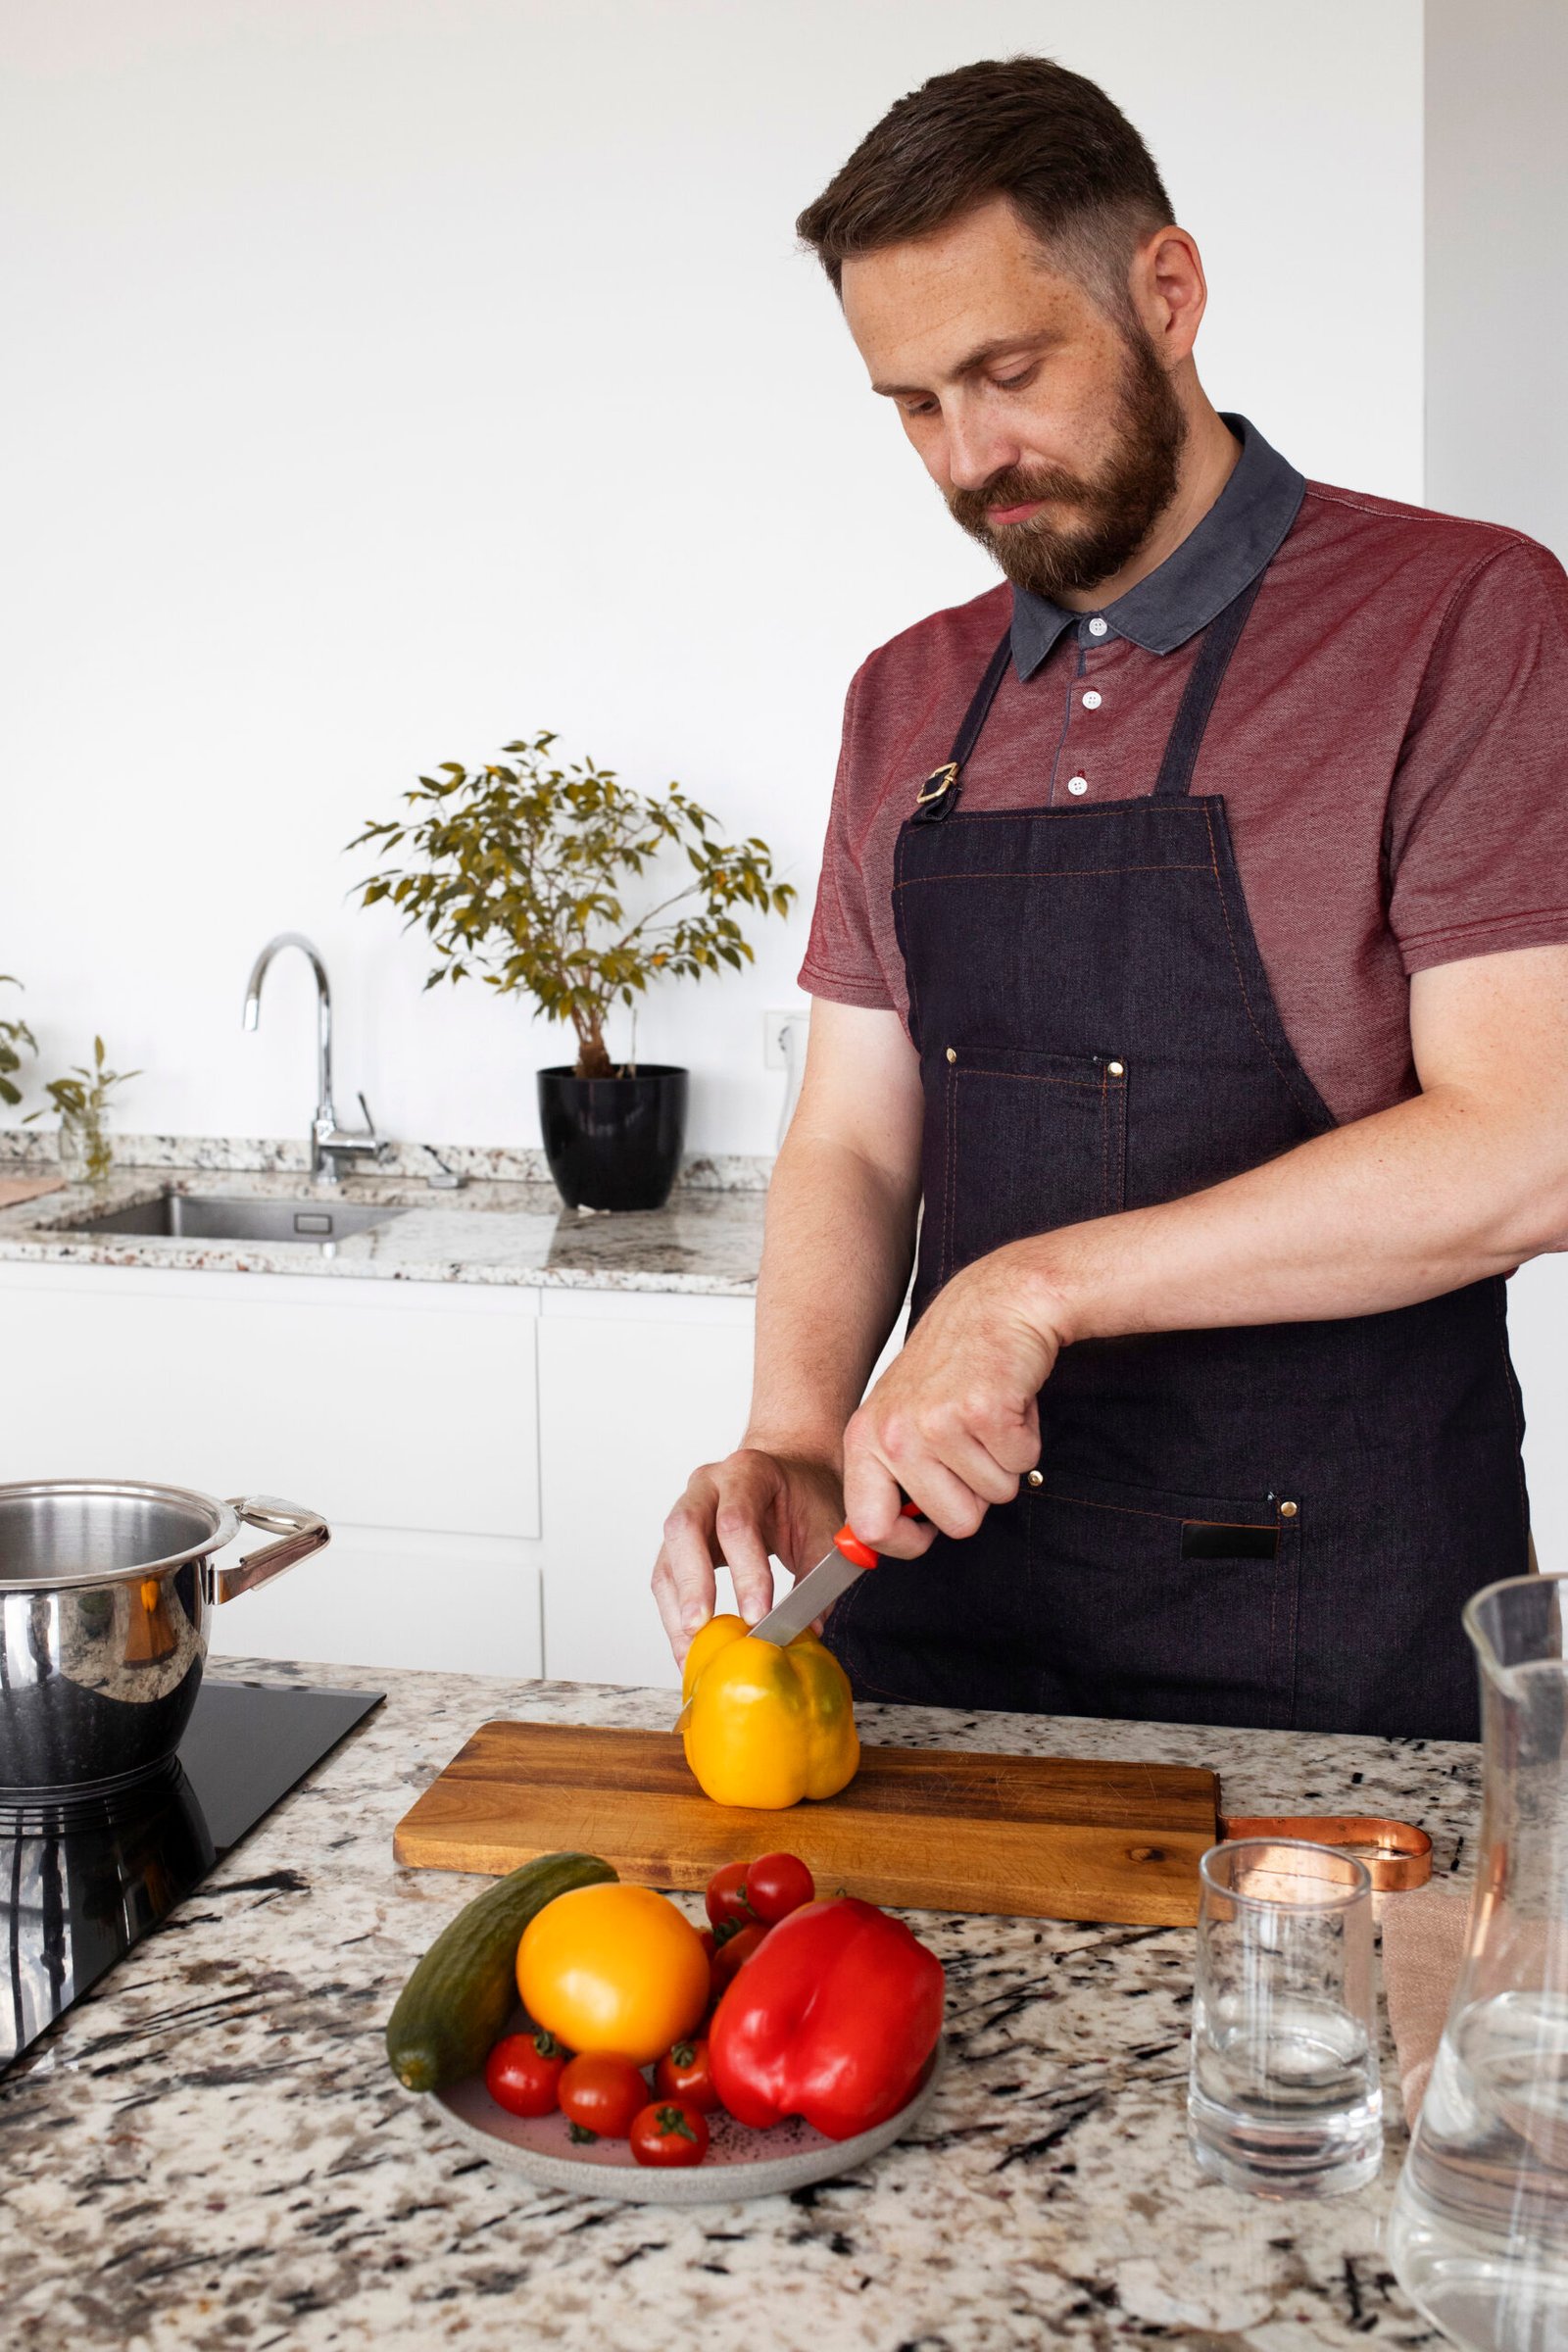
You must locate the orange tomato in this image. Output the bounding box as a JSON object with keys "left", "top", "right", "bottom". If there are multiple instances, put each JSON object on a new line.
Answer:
{"left": 516, "top": 1884, "right": 709, "bottom": 2066}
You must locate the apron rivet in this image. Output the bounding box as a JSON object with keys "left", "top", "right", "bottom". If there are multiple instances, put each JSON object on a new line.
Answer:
{"left": 945, "top": 1046, "right": 957, "bottom": 1063}
{"left": 1279, "top": 1500, "right": 1298, "bottom": 1518}
{"left": 1106, "top": 1059, "right": 1125, "bottom": 1077}
{"left": 1027, "top": 1470, "right": 1044, "bottom": 1488}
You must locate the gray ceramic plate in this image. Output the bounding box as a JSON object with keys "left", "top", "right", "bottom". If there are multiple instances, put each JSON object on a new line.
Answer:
{"left": 431, "top": 2037, "right": 946, "bottom": 2204}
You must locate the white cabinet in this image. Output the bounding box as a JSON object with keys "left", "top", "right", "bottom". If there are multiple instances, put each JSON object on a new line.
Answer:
{"left": 223, "top": 1523, "right": 543, "bottom": 1680}
{"left": 0, "top": 1260, "right": 544, "bottom": 1677}
{"left": 0, "top": 1256, "right": 759, "bottom": 1689}
{"left": 538, "top": 1289, "right": 757, "bottom": 1692}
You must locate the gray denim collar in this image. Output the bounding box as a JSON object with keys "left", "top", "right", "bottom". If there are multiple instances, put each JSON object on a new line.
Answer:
{"left": 1008, "top": 414, "right": 1305, "bottom": 678}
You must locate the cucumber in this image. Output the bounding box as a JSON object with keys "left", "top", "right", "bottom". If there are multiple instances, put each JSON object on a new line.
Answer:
{"left": 386, "top": 1850, "right": 616, "bottom": 2092}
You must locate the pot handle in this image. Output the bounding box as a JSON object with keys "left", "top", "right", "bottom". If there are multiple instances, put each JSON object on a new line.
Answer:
{"left": 210, "top": 1494, "right": 330, "bottom": 1602}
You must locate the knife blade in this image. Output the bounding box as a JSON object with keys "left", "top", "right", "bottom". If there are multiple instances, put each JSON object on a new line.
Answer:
{"left": 673, "top": 1505, "right": 919, "bottom": 1732}
{"left": 745, "top": 1530, "right": 876, "bottom": 1648}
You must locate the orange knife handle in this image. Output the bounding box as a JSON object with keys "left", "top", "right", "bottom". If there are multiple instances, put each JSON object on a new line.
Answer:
{"left": 833, "top": 1500, "right": 921, "bottom": 1573}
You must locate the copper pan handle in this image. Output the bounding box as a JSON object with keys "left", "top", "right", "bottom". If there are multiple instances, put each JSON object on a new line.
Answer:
{"left": 1217, "top": 1813, "right": 1433, "bottom": 1892}
{"left": 209, "top": 1494, "right": 330, "bottom": 1602}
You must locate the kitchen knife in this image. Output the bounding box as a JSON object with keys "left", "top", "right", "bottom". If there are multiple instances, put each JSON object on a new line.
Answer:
{"left": 747, "top": 1504, "right": 920, "bottom": 1648}
{"left": 674, "top": 1503, "right": 921, "bottom": 1731}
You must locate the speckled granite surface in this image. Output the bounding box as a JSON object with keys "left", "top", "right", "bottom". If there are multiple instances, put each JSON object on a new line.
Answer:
{"left": 0, "top": 1131, "right": 772, "bottom": 1190}
{"left": 0, "top": 1659, "right": 1480, "bottom": 2351}
{"left": 0, "top": 1167, "right": 764, "bottom": 1295}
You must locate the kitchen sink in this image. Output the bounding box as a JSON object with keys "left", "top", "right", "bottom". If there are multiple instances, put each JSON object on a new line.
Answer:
{"left": 71, "top": 1193, "right": 411, "bottom": 1249}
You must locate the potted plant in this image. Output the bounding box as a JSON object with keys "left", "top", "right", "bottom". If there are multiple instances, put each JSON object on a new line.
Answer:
{"left": 0, "top": 975, "right": 35, "bottom": 1110}
{"left": 24, "top": 1036, "right": 140, "bottom": 1186}
{"left": 350, "top": 733, "right": 794, "bottom": 1210}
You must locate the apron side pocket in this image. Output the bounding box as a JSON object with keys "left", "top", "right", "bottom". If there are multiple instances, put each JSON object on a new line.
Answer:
{"left": 1028, "top": 1471, "right": 1301, "bottom": 1733}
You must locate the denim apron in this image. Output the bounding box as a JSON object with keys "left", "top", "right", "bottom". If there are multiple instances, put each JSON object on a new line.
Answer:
{"left": 822, "top": 571, "right": 1529, "bottom": 1739}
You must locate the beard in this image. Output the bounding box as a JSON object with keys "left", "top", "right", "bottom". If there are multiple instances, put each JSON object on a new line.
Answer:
{"left": 947, "top": 330, "right": 1188, "bottom": 600}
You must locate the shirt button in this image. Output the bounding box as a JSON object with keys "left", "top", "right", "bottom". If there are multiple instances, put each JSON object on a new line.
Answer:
{"left": 1088, "top": 616, "right": 1108, "bottom": 637}
{"left": 1082, "top": 690, "right": 1102, "bottom": 710}
{"left": 1067, "top": 776, "right": 1089, "bottom": 796}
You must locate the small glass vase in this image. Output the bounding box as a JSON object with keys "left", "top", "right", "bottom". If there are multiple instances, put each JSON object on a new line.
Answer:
{"left": 59, "top": 1106, "right": 113, "bottom": 1188}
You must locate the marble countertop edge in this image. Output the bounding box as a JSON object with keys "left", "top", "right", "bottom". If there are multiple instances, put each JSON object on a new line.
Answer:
{"left": 0, "top": 1162, "right": 765, "bottom": 1297}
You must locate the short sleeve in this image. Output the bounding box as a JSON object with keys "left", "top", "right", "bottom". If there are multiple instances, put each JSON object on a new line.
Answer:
{"left": 1389, "top": 537, "right": 1568, "bottom": 975}
{"left": 797, "top": 664, "right": 897, "bottom": 1010}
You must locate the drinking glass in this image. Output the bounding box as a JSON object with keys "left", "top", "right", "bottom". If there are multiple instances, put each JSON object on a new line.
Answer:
{"left": 1189, "top": 1837, "right": 1382, "bottom": 2196}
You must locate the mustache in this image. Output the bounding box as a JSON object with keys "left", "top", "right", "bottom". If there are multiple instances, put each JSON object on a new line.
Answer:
{"left": 948, "top": 466, "right": 1097, "bottom": 534}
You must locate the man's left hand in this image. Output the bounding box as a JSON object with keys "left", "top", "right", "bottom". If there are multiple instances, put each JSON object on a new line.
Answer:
{"left": 841, "top": 1245, "right": 1067, "bottom": 1553}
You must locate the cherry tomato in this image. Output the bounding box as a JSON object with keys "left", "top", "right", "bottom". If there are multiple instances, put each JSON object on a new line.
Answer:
{"left": 484, "top": 2029, "right": 568, "bottom": 2118}
{"left": 710, "top": 1921, "right": 767, "bottom": 1995}
{"left": 557, "top": 2052, "right": 648, "bottom": 2140}
{"left": 743, "top": 1852, "right": 815, "bottom": 1925}
{"left": 705, "top": 1861, "right": 758, "bottom": 1932}
{"left": 654, "top": 2036, "right": 720, "bottom": 2114}
{"left": 629, "top": 2098, "right": 710, "bottom": 2168}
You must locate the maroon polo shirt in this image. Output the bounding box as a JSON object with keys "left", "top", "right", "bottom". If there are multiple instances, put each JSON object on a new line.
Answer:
{"left": 799, "top": 416, "right": 1568, "bottom": 1125}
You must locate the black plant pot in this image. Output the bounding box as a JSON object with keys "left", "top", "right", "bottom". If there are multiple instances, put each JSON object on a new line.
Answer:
{"left": 537, "top": 1064, "right": 689, "bottom": 1212}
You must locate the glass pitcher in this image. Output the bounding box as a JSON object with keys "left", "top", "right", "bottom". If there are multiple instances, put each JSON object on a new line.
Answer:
{"left": 1388, "top": 1570, "right": 1568, "bottom": 2351}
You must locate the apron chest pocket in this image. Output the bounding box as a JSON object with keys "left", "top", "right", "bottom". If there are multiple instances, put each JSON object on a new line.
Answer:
{"left": 936, "top": 1045, "right": 1126, "bottom": 1282}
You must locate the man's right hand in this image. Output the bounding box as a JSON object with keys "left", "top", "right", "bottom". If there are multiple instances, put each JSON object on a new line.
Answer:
{"left": 652, "top": 1448, "right": 845, "bottom": 1666}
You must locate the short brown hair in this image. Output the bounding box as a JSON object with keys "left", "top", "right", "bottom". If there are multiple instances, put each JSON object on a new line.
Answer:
{"left": 796, "top": 56, "right": 1173, "bottom": 319}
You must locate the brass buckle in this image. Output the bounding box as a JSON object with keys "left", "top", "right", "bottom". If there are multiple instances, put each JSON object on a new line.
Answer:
{"left": 916, "top": 761, "right": 958, "bottom": 807}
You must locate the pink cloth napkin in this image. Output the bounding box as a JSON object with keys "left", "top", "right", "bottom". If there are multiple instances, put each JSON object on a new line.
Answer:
{"left": 1382, "top": 1883, "right": 1470, "bottom": 2120}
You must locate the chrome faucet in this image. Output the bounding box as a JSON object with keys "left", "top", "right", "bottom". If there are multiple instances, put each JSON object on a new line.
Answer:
{"left": 242, "top": 933, "right": 391, "bottom": 1185}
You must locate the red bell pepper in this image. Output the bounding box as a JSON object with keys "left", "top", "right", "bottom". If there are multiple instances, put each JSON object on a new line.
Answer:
{"left": 708, "top": 1895, "right": 944, "bottom": 2140}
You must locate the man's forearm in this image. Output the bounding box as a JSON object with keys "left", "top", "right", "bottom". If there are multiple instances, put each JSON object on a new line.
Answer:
{"left": 745, "top": 1125, "right": 919, "bottom": 1464}
{"left": 1018, "top": 1078, "right": 1568, "bottom": 1351}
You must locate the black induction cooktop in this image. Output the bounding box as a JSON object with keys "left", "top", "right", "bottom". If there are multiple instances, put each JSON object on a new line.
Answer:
{"left": 1, "top": 1678, "right": 382, "bottom": 2070}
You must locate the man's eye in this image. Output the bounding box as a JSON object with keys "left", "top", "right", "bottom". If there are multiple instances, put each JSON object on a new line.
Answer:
{"left": 995, "top": 368, "right": 1037, "bottom": 392}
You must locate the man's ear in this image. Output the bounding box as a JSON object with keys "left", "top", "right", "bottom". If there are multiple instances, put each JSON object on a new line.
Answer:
{"left": 1134, "top": 226, "right": 1207, "bottom": 363}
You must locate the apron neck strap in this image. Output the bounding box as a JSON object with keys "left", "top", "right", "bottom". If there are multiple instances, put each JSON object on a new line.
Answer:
{"left": 913, "top": 563, "right": 1268, "bottom": 823}
{"left": 1152, "top": 569, "right": 1267, "bottom": 800}
{"left": 913, "top": 630, "right": 1013, "bottom": 824}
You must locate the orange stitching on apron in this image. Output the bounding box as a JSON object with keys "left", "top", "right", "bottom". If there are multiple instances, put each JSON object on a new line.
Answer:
{"left": 1035, "top": 1487, "right": 1275, "bottom": 1528}
{"left": 894, "top": 863, "right": 1210, "bottom": 891}
{"left": 952, "top": 1070, "right": 1107, "bottom": 1091}
{"left": 1100, "top": 1063, "right": 1111, "bottom": 1215}
{"left": 943, "top": 1048, "right": 956, "bottom": 1285}
{"left": 906, "top": 803, "right": 1211, "bottom": 826}
{"left": 1280, "top": 1507, "right": 1301, "bottom": 1730}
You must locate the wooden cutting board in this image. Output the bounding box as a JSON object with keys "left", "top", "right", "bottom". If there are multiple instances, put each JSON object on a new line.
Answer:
{"left": 392, "top": 1721, "right": 1220, "bottom": 1927}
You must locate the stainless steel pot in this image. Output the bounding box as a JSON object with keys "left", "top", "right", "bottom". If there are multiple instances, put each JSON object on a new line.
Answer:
{"left": 0, "top": 1479, "right": 329, "bottom": 1796}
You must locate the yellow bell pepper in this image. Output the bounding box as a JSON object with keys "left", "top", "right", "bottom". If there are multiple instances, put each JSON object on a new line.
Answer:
{"left": 681, "top": 1613, "right": 859, "bottom": 1809}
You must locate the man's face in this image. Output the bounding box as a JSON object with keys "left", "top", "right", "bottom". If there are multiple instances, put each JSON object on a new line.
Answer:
{"left": 841, "top": 196, "right": 1187, "bottom": 600}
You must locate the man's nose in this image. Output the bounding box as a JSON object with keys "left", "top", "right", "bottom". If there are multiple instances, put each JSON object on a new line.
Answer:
{"left": 944, "top": 409, "right": 1023, "bottom": 495}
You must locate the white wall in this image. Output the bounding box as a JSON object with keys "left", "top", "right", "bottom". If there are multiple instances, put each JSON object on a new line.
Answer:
{"left": 1424, "top": 0, "right": 1568, "bottom": 1575}
{"left": 0, "top": 0, "right": 1424, "bottom": 1157}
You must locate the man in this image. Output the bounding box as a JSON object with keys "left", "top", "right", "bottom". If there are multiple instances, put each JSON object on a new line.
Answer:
{"left": 653, "top": 57, "right": 1568, "bottom": 1740}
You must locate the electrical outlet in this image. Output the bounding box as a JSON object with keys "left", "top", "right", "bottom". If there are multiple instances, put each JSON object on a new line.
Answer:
{"left": 763, "top": 1007, "right": 807, "bottom": 1069}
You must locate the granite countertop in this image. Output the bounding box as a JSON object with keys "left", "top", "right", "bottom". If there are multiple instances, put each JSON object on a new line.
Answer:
{"left": 0, "top": 1658, "right": 1479, "bottom": 2351}
{"left": 0, "top": 1151, "right": 765, "bottom": 1297}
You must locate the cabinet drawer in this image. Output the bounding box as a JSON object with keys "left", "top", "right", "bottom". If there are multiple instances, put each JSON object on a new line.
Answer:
{"left": 0, "top": 1265, "right": 539, "bottom": 1539}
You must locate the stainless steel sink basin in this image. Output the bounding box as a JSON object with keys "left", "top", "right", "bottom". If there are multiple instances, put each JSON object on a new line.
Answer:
{"left": 71, "top": 1193, "right": 411, "bottom": 1249}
